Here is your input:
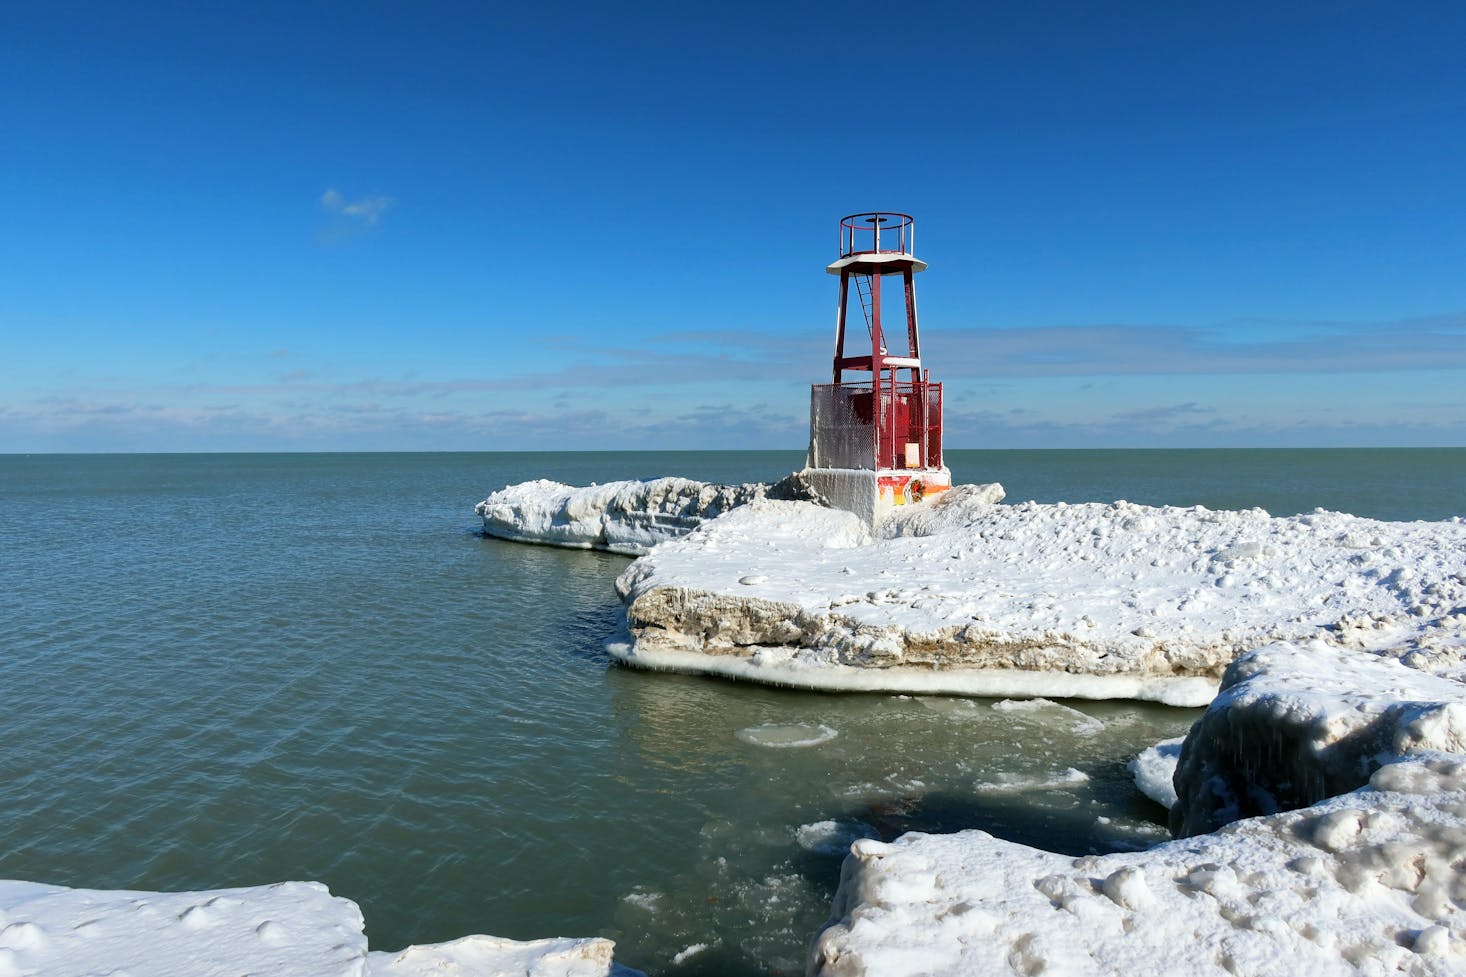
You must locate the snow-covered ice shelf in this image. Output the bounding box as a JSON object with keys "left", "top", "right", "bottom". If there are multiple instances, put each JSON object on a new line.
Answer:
{"left": 475, "top": 475, "right": 810, "bottom": 555}
{"left": 0, "top": 879, "right": 643, "bottom": 977}
{"left": 610, "top": 488, "right": 1466, "bottom": 707}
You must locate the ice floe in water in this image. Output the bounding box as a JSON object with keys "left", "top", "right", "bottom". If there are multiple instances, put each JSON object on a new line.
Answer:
{"left": 735, "top": 722, "right": 838, "bottom": 748}
{"left": 1090, "top": 813, "right": 1172, "bottom": 851}
{"left": 618, "top": 888, "right": 663, "bottom": 914}
{"left": 1129, "top": 736, "right": 1184, "bottom": 810}
{"left": 991, "top": 697, "right": 1105, "bottom": 735}
{"left": 973, "top": 767, "right": 1091, "bottom": 794}
{"left": 671, "top": 942, "right": 714, "bottom": 964}
{"left": 795, "top": 819, "right": 880, "bottom": 855}
{"left": 915, "top": 695, "right": 989, "bottom": 718}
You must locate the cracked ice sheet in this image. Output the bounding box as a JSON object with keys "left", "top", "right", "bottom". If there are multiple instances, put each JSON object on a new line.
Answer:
{"left": 614, "top": 491, "right": 1466, "bottom": 706}
{"left": 810, "top": 754, "right": 1466, "bottom": 977}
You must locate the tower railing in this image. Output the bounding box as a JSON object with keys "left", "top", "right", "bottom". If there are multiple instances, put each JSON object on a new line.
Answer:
{"left": 838, "top": 212, "right": 916, "bottom": 259}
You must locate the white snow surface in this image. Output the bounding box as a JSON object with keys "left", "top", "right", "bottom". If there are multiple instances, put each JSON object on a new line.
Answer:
{"left": 0, "top": 879, "right": 643, "bottom": 977}
{"left": 811, "top": 753, "right": 1466, "bottom": 977}
{"left": 614, "top": 491, "right": 1466, "bottom": 706}
{"left": 0, "top": 880, "right": 364, "bottom": 977}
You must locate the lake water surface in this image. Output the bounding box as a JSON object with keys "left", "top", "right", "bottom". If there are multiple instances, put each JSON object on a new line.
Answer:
{"left": 3, "top": 449, "right": 1462, "bottom": 975}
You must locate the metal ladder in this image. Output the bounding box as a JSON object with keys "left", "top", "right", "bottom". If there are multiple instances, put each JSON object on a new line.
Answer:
{"left": 853, "top": 274, "right": 875, "bottom": 341}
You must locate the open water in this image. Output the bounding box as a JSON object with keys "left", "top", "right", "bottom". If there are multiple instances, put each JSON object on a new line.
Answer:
{"left": 2, "top": 449, "right": 1463, "bottom": 975}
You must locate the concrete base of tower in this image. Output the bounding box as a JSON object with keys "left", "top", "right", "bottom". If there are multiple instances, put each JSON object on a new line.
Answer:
{"left": 800, "top": 467, "right": 952, "bottom": 527}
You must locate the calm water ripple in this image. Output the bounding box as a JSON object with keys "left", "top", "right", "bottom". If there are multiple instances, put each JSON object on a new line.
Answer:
{"left": 2, "top": 450, "right": 1461, "bottom": 975}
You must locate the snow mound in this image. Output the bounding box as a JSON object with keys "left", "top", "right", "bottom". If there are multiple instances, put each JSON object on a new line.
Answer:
{"left": 1173, "top": 639, "right": 1466, "bottom": 837}
{"left": 878, "top": 481, "right": 1007, "bottom": 537}
{"left": 811, "top": 753, "right": 1466, "bottom": 977}
{"left": 0, "top": 879, "right": 643, "bottom": 977}
{"left": 614, "top": 496, "right": 1466, "bottom": 706}
{"left": 475, "top": 474, "right": 811, "bottom": 555}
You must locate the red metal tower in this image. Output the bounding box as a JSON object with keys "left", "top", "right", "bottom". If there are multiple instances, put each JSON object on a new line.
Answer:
{"left": 806, "top": 213, "right": 948, "bottom": 516}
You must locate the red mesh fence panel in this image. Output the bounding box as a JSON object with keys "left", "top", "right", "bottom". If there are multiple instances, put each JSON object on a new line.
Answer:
{"left": 809, "top": 381, "right": 942, "bottom": 471}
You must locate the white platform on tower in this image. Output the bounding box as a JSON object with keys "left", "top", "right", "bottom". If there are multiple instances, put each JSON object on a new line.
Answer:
{"left": 825, "top": 253, "right": 927, "bottom": 275}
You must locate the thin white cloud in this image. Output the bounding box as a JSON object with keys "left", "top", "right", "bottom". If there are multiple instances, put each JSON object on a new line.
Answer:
{"left": 1111, "top": 402, "right": 1216, "bottom": 423}
{"left": 136, "top": 313, "right": 1466, "bottom": 404}
{"left": 930, "top": 314, "right": 1466, "bottom": 379}
{"left": 320, "top": 187, "right": 393, "bottom": 225}
{"left": 5, "top": 388, "right": 1463, "bottom": 452}
{"left": 8, "top": 311, "right": 1466, "bottom": 450}
{"left": 939, "top": 406, "right": 1464, "bottom": 450}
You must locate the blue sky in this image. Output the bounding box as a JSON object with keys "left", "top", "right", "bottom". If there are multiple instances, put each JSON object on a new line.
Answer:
{"left": 2, "top": 0, "right": 1464, "bottom": 451}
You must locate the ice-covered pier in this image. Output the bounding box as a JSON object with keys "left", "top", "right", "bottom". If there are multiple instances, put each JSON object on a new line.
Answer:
{"left": 481, "top": 476, "right": 1466, "bottom": 707}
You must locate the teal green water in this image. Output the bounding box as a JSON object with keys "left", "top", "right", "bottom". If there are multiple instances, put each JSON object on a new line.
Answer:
{"left": 1, "top": 450, "right": 1461, "bottom": 975}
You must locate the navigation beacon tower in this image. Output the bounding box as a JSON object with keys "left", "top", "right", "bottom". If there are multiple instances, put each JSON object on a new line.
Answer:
{"left": 802, "top": 212, "right": 951, "bottom": 525}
